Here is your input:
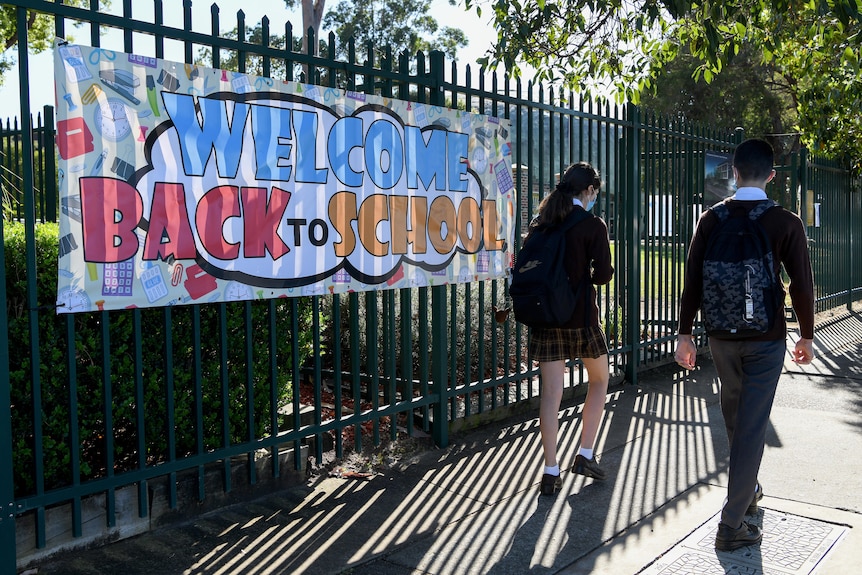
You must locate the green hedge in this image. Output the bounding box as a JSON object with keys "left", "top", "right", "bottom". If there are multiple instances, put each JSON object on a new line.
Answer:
{"left": 5, "top": 221, "right": 316, "bottom": 496}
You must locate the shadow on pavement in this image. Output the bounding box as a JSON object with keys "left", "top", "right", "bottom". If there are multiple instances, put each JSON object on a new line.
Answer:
{"left": 29, "top": 310, "right": 862, "bottom": 574}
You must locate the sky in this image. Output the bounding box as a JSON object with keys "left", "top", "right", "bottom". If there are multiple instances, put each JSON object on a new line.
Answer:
{"left": 1, "top": 0, "right": 502, "bottom": 117}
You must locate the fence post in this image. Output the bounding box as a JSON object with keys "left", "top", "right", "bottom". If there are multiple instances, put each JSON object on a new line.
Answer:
{"left": 428, "top": 50, "right": 449, "bottom": 448}
{"left": 0, "top": 214, "right": 15, "bottom": 574}
{"left": 623, "top": 103, "right": 642, "bottom": 384}
{"left": 0, "top": 72, "right": 12, "bottom": 555}
{"left": 797, "top": 148, "right": 816, "bottom": 312}
{"left": 42, "top": 105, "right": 57, "bottom": 222}
{"left": 848, "top": 175, "right": 855, "bottom": 312}
{"left": 0, "top": 8, "right": 38, "bottom": 572}
{"left": 798, "top": 147, "right": 809, "bottom": 232}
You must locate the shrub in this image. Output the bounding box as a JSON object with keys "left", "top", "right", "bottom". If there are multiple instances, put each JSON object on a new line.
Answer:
{"left": 5, "top": 221, "right": 316, "bottom": 496}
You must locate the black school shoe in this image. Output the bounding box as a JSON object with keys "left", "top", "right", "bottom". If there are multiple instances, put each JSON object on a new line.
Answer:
{"left": 715, "top": 521, "right": 763, "bottom": 551}
{"left": 540, "top": 473, "right": 562, "bottom": 495}
{"left": 747, "top": 482, "right": 764, "bottom": 515}
{"left": 571, "top": 454, "right": 607, "bottom": 480}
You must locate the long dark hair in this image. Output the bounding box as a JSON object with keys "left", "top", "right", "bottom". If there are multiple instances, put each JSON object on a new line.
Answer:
{"left": 531, "top": 162, "right": 602, "bottom": 229}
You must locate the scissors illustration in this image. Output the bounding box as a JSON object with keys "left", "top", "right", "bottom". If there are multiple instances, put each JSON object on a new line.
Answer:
{"left": 89, "top": 48, "right": 117, "bottom": 65}
{"left": 254, "top": 77, "right": 274, "bottom": 90}
{"left": 324, "top": 87, "right": 342, "bottom": 103}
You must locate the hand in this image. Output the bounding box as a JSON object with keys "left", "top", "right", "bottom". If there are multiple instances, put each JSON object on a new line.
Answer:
{"left": 675, "top": 335, "right": 697, "bottom": 370}
{"left": 792, "top": 338, "right": 814, "bottom": 364}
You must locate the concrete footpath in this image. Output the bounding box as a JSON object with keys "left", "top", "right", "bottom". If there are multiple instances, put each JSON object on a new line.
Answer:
{"left": 25, "top": 311, "right": 862, "bottom": 575}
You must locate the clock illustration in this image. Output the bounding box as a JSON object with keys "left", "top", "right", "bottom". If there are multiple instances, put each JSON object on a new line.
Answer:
{"left": 410, "top": 270, "right": 429, "bottom": 287}
{"left": 224, "top": 281, "right": 254, "bottom": 301}
{"left": 470, "top": 146, "right": 488, "bottom": 173}
{"left": 57, "top": 286, "right": 92, "bottom": 312}
{"left": 93, "top": 98, "right": 132, "bottom": 141}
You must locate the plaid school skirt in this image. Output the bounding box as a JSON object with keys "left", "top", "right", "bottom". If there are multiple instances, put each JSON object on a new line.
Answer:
{"left": 529, "top": 325, "right": 609, "bottom": 362}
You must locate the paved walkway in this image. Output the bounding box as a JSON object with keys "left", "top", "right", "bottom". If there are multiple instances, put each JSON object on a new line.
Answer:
{"left": 25, "top": 311, "right": 862, "bottom": 575}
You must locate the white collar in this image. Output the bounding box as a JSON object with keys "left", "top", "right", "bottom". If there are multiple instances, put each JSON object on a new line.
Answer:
{"left": 732, "top": 187, "right": 768, "bottom": 201}
{"left": 572, "top": 197, "right": 585, "bottom": 208}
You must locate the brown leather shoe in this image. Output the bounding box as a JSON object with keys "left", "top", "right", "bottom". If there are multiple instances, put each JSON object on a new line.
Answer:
{"left": 571, "top": 454, "right": 607, "bottom": 480}
{"left": 715, "top": 521, "right": 762, "bottom": 551}
{"left": 540, "top": 473, "right": 562, "bottom": 495}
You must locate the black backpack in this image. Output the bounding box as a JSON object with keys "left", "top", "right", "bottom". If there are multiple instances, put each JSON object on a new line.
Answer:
{"left": 700, "top": 199, "right": 781, "bottom": 338}
{"left": 509, "top": 209, "right": 592, "bottom": 329}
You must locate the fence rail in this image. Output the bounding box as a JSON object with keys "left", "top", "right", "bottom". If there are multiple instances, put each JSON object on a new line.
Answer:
{"left": 1, "top": 0, "right": 860, "bottom": 572}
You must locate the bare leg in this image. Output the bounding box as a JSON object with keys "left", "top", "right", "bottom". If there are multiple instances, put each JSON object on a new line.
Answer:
{"left": 578, "top": 354, "right": 609, "bottom": 451}
{"left": 539, "top": 360, "right": 565, "bottom": 467}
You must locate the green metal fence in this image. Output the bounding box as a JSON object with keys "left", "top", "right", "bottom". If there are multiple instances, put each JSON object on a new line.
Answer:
{"left": 804, "top": 153, "right": 861, "bottom": 311}
{"left": 0, "top": 107, "right": 56, "bottom": 224}
{"left": 773, "top": 150, "right": 860, "bottom": 313}
{"left": 1, "top": 0, "right": 860, "bottom": 572}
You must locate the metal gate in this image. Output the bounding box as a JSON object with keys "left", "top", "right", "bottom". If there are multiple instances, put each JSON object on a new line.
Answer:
{"left": 0, "top": 1, "right": 859, "bottom": 572}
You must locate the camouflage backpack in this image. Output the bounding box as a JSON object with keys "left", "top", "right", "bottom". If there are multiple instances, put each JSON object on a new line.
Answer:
{"left": 701, "top": 199, "right": 781, "bottom": 338}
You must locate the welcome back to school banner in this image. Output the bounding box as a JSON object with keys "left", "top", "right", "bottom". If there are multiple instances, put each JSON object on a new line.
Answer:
{"left": 54, "top": 41, "right": 516, "bottom": 313}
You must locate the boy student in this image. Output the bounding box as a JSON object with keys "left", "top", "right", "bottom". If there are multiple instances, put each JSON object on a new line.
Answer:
{"left": 675, "top": 138, "right": 815, "bottom": 550}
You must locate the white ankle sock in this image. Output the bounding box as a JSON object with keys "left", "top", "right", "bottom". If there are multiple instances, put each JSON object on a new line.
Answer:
{"left": 544, "top": 464, "right": 560, "bottom": 476}
{"left": 578, "top": 448, "right": 594, "bottom": 460}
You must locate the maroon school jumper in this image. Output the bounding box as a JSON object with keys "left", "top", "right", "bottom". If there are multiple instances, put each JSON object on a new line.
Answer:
{"left": 560, "top": 207, "right": 614, "bottom": 329}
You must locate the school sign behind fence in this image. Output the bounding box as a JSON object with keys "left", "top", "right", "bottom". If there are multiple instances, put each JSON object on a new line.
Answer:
{"left": 54, "top": 41, "right": 516, "bottom": 313}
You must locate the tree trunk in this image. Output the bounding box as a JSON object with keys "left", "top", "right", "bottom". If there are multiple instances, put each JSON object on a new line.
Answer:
{"left": 301, "top": 0, "right": 326, "bottom": 56}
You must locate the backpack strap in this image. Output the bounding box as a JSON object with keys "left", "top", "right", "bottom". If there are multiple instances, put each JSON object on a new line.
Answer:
{"left": 709, "top": 200, "right": 730, "bottom": 222}
{"left": 748, "top": 199, "right": 777, "bottom": 220}
{"left": 709, "top": 198, "right": 777, "bottom": 222}
{"left": 525, "top": 208, "right": 593, "bottom": 243}
{"left": 559, "top": 207, "right": 594, "bottom": 231}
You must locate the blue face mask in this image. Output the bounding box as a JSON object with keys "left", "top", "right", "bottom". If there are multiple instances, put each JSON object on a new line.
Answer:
{"left": 586, "top": 193, "right": 598, "bottom": 211}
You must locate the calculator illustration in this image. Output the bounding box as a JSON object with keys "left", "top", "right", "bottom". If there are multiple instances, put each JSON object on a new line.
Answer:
{"left": 140, "top": 265, "right": 168, "bottom": 303}
{"left": 59, "top": 45, "right": 93, "bottom": 83}
{"left": 102, "top": 260, "right": 135, "bottom": 297}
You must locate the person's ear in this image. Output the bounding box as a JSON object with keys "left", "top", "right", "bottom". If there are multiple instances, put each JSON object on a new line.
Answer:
{"left": 766, "top": 169, "right": 776, "bottom": 183}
